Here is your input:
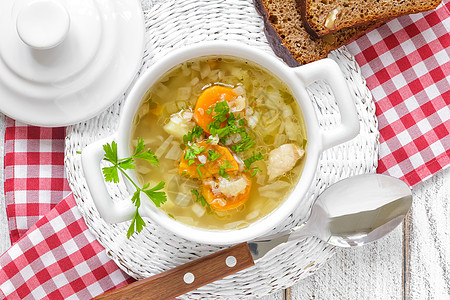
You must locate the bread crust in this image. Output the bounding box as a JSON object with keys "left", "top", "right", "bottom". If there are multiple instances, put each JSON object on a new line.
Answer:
{"left": 254, "top": 0, "right": 301, "bottom": 67}
{"left": 253, "top": 0, "right": 386, "bottom": 65}
{"left": 301, "top": 0, "right": 442, "bottom": 37}
{"left": 298, "top": 0, "right": 321, "bottom": 38}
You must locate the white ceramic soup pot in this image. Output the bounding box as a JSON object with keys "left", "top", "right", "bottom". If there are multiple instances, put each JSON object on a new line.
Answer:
{"left": 82, "top": 41, "right": 360, "bottom": 245}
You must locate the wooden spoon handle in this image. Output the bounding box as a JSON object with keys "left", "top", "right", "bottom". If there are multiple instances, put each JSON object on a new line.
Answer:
{"left": 94, "top": 242, "right": 255, "bottom": 300}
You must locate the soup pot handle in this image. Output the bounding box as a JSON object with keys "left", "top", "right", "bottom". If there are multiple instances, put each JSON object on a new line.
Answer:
{"left": 294, "top": 58, "right": 360, "bottom": 150}
{"left": 81, "top": 135, "right": 135, "bottom": 224}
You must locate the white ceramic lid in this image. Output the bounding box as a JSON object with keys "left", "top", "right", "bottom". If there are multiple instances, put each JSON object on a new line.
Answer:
{"left": 0, "top": 0, "right": 144, "bottom": 126}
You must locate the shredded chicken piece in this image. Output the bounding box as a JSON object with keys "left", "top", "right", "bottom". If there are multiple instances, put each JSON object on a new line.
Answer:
{"left": 204, "top": 174, "right": 249, "bottom": 198}
{"left": 267, "top": 143, "right": 305, "bottom": 181}
{"left": 217, "top": 175, "right": 249, "bottom": 198}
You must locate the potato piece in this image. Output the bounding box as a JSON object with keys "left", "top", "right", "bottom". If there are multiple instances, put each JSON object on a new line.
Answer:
{"left": 163, "top": 109, "right": 195, "bottom": 139}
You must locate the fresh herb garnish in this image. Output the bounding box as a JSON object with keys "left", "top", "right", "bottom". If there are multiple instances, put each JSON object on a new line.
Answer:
{"left": 242, "top": 152, "right": 264, "bottom": 177}
{"left": 213, "top": 101, "right": 230, "bottom": 117}
{"left": 183, "top": 125, "right": 204, "bottom": 143}
{"left": 102, "top": 138, "right": 167, "bottom": 238}
{"left": 249, "top": 166, "right": 262, "bottom": 177}
{"left": 208, "top": 149, "right": 222, "bottom": 161}
{"left": 196, "top": 163, "right": 205, "bottom": 178}
{"left": 128, "top": 209, "right": 145, "bottom": 238}
{"left": 232, "top": 133, "right": 255, "bottom": 153}
{"left": 205, "top": 106, "right": 214, "bottom": 115}
{"left": 204, "top": 101, "right": 256, "bottom": 153}
{"left": 207, "top": 101, "right": 230, "bottom": 134}
{"left": 244, "top": 152, "right": 264, "bottom": 169}
{"left": 219, "top": 160, "right": 233, "bottom": 180}
{"left": 191, "top": 189, "right": 209, "bottom": 207}
{"left": 184, "top": 143, "right": 206, "bottom": 165}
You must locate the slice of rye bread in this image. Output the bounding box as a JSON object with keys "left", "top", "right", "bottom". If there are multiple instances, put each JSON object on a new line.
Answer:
{"left": 254, "top": 0, "right": 385, "bottom": 66}
{"left": 300, "top": 0, "right": 442, "bottom": 37}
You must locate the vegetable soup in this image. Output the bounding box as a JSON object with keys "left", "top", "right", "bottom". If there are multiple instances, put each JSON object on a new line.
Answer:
{"left": 130, "top": 55, "right": 307, "bottom": 230}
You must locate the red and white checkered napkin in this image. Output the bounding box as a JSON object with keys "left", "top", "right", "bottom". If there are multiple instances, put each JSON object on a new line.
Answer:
{"left": 4, "top": 118, "right": 72, "bottom": 243}
{"left": 1, "top": 118, "right": 134, "bottom": 299}
{"left": 347, "top": 0, "right": 450, "bottom": 186}
{"left": 0, "top": 193, "right": 133, "bottom": 299}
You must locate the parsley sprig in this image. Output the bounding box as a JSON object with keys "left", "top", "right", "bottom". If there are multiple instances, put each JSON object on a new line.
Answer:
{"left": 102, "top": 138, "right": 167, "bottom": 238}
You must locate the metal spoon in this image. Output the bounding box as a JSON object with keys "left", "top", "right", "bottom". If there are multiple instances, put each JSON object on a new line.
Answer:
{"left": 95, "top": 174, "right": 412, "bottom": 300}
{"left": 249, "top": 173, "right": 413, "bottom": 259}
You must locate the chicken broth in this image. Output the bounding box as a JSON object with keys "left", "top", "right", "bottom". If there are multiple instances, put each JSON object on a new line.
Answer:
{"left": 131, "top": 55, "right": 307, "bottom": 230}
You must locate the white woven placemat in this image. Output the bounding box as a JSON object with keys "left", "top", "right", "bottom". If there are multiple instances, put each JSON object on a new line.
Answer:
{"left": 64, "top": 0, "right": 379, "bottom": 298}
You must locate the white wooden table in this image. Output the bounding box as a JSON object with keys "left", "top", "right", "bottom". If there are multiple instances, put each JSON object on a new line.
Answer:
{"left": 0, "top": 113, "right": 449, "bottom": 299}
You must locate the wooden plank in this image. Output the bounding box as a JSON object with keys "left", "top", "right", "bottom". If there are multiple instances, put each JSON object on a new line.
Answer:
{"left": 405, "top": 168, "right": 450, "bottom": 299}
{"left": 402, "top": 212, "right": 413, "bottom": 300}
{"left": 285, "top": 287, "right": 291, "bottom": 300}
{"left": 289, "top": 228, "right": 403, "bottom": 299}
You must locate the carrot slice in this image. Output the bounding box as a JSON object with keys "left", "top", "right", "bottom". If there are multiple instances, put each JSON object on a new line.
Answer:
{"left": 179, "top": 141, "right": 239, "bottom": 179}
{"left": 193, "top": 86, "right": 238, "bottom": 133}
{"left": 202, "top": 173, "right": 252, "bottom": 211}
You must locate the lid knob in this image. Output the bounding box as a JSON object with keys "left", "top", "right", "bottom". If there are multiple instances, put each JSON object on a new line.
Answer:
{"left": 16, "top": 0, "right": 71, "bottom": 50}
